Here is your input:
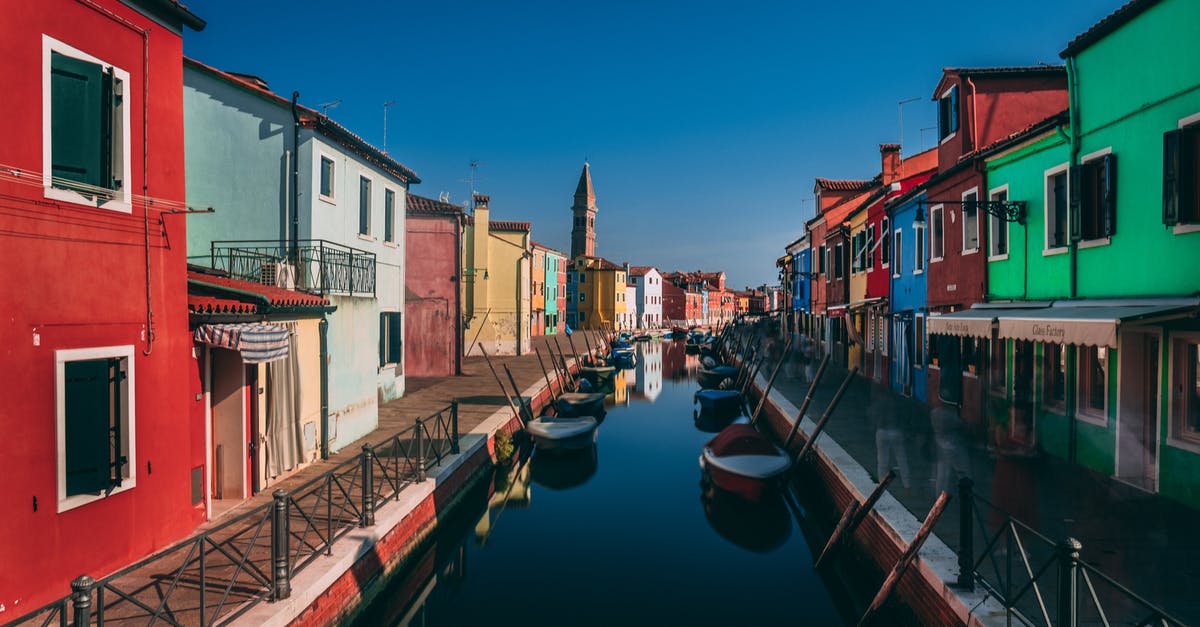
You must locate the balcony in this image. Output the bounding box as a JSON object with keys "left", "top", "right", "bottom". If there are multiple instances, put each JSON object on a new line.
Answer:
{"left": 209, "top": 240, "right": 376, "bottom": 297}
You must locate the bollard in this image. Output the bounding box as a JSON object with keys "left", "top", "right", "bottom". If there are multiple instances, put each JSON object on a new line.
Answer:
{"left": 414, "top": 418, "right": 426, "bottom": 482}
{"left": 360, "top": 444, "right": 375, "bottom": 527}
{"left": 271, "top": 489, "right": 292, "bottom": 601}
{"left": 1057, "top": 537, "right": 1082, "bottom": 627}
{"left": 450, "top": 401, "right": 460, "bottom": 454}
{"left": 957, "top": 476, "right": 975, "bottom": 590}
{"left": 70, "top": 574, "right": 95, "bottom": 627}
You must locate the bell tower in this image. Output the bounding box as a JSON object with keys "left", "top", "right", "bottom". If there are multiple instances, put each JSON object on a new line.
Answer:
{"left": 570, "top": 162, "right": 596, "bottom": 259}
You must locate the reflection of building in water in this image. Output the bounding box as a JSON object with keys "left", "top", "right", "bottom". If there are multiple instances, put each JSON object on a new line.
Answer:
{"left": 608, "top": 369, "right": 628, "bottom": 405}
{"left": 634, "top": 341, "right": 662, "bottom": 401}
{"left": 663, "top": 340, "right": 688, "bottom": 381}
{"left": 475, "top": 462, "right": 531, "bottom": 542}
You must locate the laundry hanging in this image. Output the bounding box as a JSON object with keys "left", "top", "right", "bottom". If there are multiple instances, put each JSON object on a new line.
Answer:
{"left": 193, "top": 323, "right": 290, "bottom": 363}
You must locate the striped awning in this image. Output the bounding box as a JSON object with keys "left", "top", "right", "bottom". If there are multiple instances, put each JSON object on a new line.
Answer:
{"left": 194, "top": 323, "right": 290, "bottom": 363}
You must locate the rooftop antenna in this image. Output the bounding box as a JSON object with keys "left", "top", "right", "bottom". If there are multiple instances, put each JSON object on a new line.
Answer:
{"left": 898, "top": 97, "right": 921, "bottom": 156}
{"left": 438, "top": 191, "right": 451, "bottom": 203}
{"left": 919, "top": 126, "right": 937, "bottom": 151}
{"left": 460, "top": 160, "right": 487, "bottom": 201}
{"left": 382, "top": 100, "right": 399, "bottom": 155}
{"left": 318, "top": 99, "right": 342, "bottom": 117}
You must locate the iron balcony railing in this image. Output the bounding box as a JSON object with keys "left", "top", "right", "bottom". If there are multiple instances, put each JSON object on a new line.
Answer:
{"left": 209, "top": 239, "right": 377, "bottom": 298}
{"left": 4, "top": 404, "right": 461, "bottom": 627}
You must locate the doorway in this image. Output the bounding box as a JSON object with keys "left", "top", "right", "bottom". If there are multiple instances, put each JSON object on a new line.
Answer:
{"left": 1118, "top": 331, "right": 1159, "bottom": 492}
{"left": 210, "top": 348, "right": 249, "bottom": 517}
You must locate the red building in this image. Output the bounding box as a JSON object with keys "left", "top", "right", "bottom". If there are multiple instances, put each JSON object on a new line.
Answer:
{"left": 810, "top": 179, "right": 877, "bottom": 362}
{"left": 0, "top": 0, "right": 205, "bottom": 612}
{"left": 406, "top": 194, "right": 465, "bottom": 376}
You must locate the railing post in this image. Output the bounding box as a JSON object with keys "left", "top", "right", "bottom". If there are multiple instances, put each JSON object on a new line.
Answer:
{"left": 414, "top": 418, "right": 426, "bottom": 482}
{"left": 450, "top": 401, "right": 460, "bottom": 454}
{"left": 349, "top": 247, "right": 355, "bottom": 296}
{"left": 271, "top": 489, "right": 292, "bottom": 601}
{"left": 957, "top": 476, "right": 975, "bottom": 590}
{"left": 1057, "top": 537, "right": 1082, "bottom": 627}
{"left": 319, "top": 241, "right": 327, "bottom": 296}
{"left": 70, "top": 575, "right": 94, "bottom": 627}
{"left": 360, "top": 443, "right": 375, "bottom": 527}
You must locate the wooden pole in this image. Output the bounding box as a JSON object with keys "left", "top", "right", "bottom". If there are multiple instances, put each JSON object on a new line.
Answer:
{"left": 783, "top": 354, "right": 831, "bottom": 448}
{"left": 503, "top": 364, "right": 533, "bottom": 423}
{"left": 479, "top": 346, "right": 524, "bottom": 425}
{"left": 857, "top": 491, "right": 951, "bottom": 627}
{"left": 535, "top": 347, "right": 559, "bottom": 401}
{"left": 464, "top": 308, "right": 492, "bottom": 358}
{"left": 551, "top": 335, "right": 574, "bottom": 388}
{"left": 749, "top": 337, "right": 792, "bottom": 426}
{"left": 794, "top": 367, "right": 858, "bottom": 462}
{"left": 815, "top": 470, "right": 896, "bottom": 567}
{"left": 566, "top": 332, "right": 583, "bottom": 368}
{"left": 582, "top": 328, "right": 596, "bottom": 364}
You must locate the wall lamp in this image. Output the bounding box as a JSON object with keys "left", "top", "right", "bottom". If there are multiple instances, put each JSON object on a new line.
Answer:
{"left": 917, "top": 198, "right": 1028, "bottom": 226}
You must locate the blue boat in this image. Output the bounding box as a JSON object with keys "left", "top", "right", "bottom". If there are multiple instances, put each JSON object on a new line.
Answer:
{"left": 694, "top": 388, "right": 742, "bottom": 413}
{"left": 697, "top": 365, "right": 739, "bottom": 389}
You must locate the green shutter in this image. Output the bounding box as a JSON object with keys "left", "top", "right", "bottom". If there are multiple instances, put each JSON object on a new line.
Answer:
{"left": 384, "top": 191, "right": 395, "bottom": 242}
{"left": 388, "top": 314, "right": 402, "bottom": 366}
{"left": 379, "top": 314, "right": 386, "bottom": 367}
{"left": 1102, "top": 153, "right": 1117, "bottom": 237}
{"left": 1163, "top": 130, "right": 1181, "bottom": 226}
{"left": 64, "top": 359, "right": 112, "bottom": 496}
{"left": 50, "top": 52, "right": 104, "bottom": 191}
{"left": 1068, "top": 164, "right": 1083, "bottom": 242}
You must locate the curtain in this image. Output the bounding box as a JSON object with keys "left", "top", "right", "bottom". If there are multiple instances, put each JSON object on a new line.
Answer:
{"left": 266, "top": 322, "right": 303, "bottom": 478}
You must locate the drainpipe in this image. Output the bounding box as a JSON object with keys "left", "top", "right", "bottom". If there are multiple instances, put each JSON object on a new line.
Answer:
{"left": 319, "top": 315, "right": 330, "bottom": 460}
{"left": 290, "top": 92, "right": 301, "bottom": 262}
{"left": 1065, "top": 57, "right": 1082, "bottom": 462}
{"left": 966, "top": 76, "right": 979, "bottom": 152}
{"left": 454, "top": 213, "right": 465, "bottom": 374}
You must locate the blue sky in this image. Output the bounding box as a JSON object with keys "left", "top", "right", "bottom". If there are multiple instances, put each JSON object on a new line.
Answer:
{"left": 184, "top": 0, "right": 1115, "bottom": 289}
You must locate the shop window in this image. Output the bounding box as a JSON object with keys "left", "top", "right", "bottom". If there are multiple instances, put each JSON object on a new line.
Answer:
{"left": 989, "top": 338, "right": 1007, "bottom": 394}
{"left": 914, "top": 314, "right": 925, "bottom": 367}
{"left": 1077, "top": 345, "right": 1108, "bottom": 423}
{"left": 1040, "top": 343, "right": 1066, "bottom": 412}
{"left": 1170, "top": 335, "right": 1200, "bottom": 446}
{"left": 56, "top": 346, "right": 134, "bottom": 512}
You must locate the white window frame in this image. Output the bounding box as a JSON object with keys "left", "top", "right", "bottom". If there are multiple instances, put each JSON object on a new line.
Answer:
{"left": 1078, "top": 147, "right": 1114, "bottom": 248}
{"left": 357, "top": 173, "right": 373, "bottom": 239}
{"left": 1076, "top": 345, "right": 1109, "bottom": 427}
{"left": 1166, "top": 331, "right": 1200, "bottom": 453}
{"left": 988, "top": 184, "right": 1011, "bottom": 261}
{"left": 1174, "top": 113, "right": 1200, "bottom": 235}
{"left": 892, "top": 228, "right": 903, "bottom": 278}
{"left": 42, "top": 35, "right": 133, "bottom": 214}
{"left": 938, "top": 86, "right": 958, "bottom": 146}
{"left": 881, "top": 218, "right": 890, "bottom": 269}
{"left": 929, "top": 204, "right": 945, "bottom": 262}
{"left": 914, "top": 224, "right": 925, "bottom": 274}
{"left": 56, "top": 345, "right": 137, "bottom": 513}
{"left": 318, "top": 152, "right": 337, "bottom": 204}
{"left": 961, "top": 187, "right": 980, "bottom": 254}
{"left": 1044, "top": 163, "right": 1070, "bottom": 255}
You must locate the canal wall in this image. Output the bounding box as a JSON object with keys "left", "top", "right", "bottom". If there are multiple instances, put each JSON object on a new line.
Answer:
{"left": 749, "top": 375, "right": 1009, "bottom": 626}
{"left": 232, "top": 365, "right": 565, "bottom": 627}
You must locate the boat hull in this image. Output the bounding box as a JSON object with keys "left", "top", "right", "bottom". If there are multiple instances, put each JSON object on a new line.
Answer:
{"left": 555, "top": 392, "right": 606, "bottom": 417}
{"left": 695, "top": 389, "right": 741, "bottom": 412}
{"left": 527, "top": 416, "right": 599, "bottom": 451}
{"left": 700, "top": 450, "right": 790, "bottom": 502}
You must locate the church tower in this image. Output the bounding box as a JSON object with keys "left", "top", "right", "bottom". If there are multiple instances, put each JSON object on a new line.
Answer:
{"left": 570, "top": 162, "right": 596, "bottom": 259}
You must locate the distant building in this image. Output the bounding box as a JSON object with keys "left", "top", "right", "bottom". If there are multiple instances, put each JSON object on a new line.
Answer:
{"left": 462, "top": 194, "right": 532, "bottom": 355}
{"left": 406, "top": 194, "right": 465, "bottom": 376}
{"left": 567, "top": 255, "right": 627, "bottom": 330}
{"left": 534, "top": 242, "right": 567, "bottom": 334}
{"left": 629, "top": 266, "right": 664, "bottom": 328}
{"left": 570, "top": 162, "right": 597, "bottom": 259}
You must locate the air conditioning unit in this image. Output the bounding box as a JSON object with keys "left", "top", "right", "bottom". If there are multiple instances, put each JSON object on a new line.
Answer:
{"left": 260, "top": 261, "right": 296, "bottom": 290}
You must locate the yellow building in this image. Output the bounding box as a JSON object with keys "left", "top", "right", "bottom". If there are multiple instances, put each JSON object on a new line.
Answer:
{"left": 846, "top": 203, "right": 870, "bottom": 371}
{"left": 462, "top": 194, "right": 532, "bottom": 355}
{"left": 569, "top": 255, "right": 626, "bottom": 330}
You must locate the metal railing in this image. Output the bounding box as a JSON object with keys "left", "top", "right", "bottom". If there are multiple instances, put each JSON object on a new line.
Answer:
{"left": 3, "top": 403, "right": 461, "bottom": 627}
{"left": 209, "top": 240, "right": 377, "bottom": 297}
{"left": 956, "top": 477, "right": 1185, "bottom": 626}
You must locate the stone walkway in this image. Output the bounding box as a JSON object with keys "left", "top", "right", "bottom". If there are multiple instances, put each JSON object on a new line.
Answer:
{"left": 767, "top": 360, "right": 1200, "bottom": 624}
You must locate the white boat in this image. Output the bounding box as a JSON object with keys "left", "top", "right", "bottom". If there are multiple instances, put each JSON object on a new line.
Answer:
{"left": 526, "top": 415, "right": 599, "bottom": 450}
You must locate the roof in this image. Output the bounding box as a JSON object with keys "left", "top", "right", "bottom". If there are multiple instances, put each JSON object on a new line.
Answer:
{"left": 814, "top": 178, "right": 876, "bottom": 192}
{"left": 576, "top": 255, "right": 623, "bottom": 271}
{"left": 628, "top": 266, "right": 659, "bottom": 276}
{"left": 183, "top": 57, "right": 419, "bottom": 184}
{"left": 1061, "top": 0, "right": 1160, "bottom": 58}
{"left": 823, "top": 190, "right": 877, "bottom": 234}
{"left": 574, "top": 162, "right": 596, "bottom": 205}
{"left": 464, "top": 215, "right": 531, "bottom": 232}
{"left": 901, "top": 146, "right": 938, "bottom": 176}
{"left": 942, "top": 65, "right": 1067, "bottom": 78}
{"left": 977, "top": 110, "right": 1070, "bottom": 160}
{"left": 407, "top": 194, "right": 463, "bottom": 216}
{"left": 187, "top": 267, "right": 332, "bottom": 316}
{"left": 131, "top": 0, "right": 206, "bottom": 30}
{"left": 531, "top": 240, "right": 567, "bottom": 256}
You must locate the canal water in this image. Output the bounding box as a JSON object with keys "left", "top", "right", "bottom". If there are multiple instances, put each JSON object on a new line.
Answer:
{"left": 346, "top": 340, "right": 910, "bottom": 626}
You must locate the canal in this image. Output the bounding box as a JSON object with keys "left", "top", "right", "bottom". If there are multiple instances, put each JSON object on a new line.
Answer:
{"left": 345, "top": 340, "right": 912, "bottom": 626}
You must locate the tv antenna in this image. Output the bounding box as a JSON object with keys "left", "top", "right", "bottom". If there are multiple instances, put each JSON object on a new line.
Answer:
{"left": 318, "top": 99, "right": 341, "bottom": 116}
{"left": 382, "top": 100, "right": 399, "bottom": 155}
{"left": 898, "top": 96, "right": 921, "bottom": 154}
{"left": 438, "top": 191, "right": 451, "bottom": 203}
{"left": 459, "top": 160, "right": 487, "bottom": 199}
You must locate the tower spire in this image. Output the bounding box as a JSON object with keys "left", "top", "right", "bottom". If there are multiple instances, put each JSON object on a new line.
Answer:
{"left": 570, "top": 162, "right": 597, "bottom": 259}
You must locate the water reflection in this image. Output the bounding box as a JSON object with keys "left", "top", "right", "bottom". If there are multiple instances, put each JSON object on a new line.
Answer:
{"left": 530, "top": 445, "right": 598, "bottom": 490}
{"left": 701, "top": 483, "right": 792, "bottom": 553}
{"left": 634, "top": 340, "right": 662, "bottom": 401}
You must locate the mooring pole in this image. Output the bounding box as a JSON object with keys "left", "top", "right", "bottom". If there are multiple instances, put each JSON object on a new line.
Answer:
{"left": 503, "top": 364, "right": 533, "bottom": 424}
{"left": 794, "top": 367, "right": 858, "bottom": 463}
{"left": 815, "top": 470, "right": 896, "bottom": 567}
{"left": 567, "top": 331, "right": 583, "bottom": 366}
{"left": 551, "top": 335, "right": 573, "bottom": 388}
{"left": 582, "top": 328, "right": 595, "bottom": 363}
{"left": 535, "top": 348, "right": 560, "bottom": 401}
{"left": 479, "top": 346, "right": 524, "bottom": 424}
{"left": 783, "top": 354, "right": 831, "bottom": 448}
{"left": 750, "top": 337, "right": 792, "bottom": 425}
{"left": 857, "top": 491, "right": 951, "bottom": 627}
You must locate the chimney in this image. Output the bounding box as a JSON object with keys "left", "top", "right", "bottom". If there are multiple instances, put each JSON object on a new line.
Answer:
{"left": 623, "top": 262, "right": 630, "bottom": 275}
{"left": 880, "top": 143, "right": 901, "bottom": 184}
{"left": 471, "top": 193, "right": 490, "bottom": 319}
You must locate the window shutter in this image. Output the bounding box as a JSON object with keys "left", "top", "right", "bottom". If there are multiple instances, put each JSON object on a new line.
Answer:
{"left": 107, "top": 358, "right": 127, "bottom": 490}
{"left": 379, "top": 315, "right": 386, "bottom": 367}
{"left": 50, "top": 52, "right": 104, "bottom": 191}
{"left": 389, "top": 314, "right": 402, "bottom": 366}
{"left": 1163, "top": 130, "right": 1182, "bottom": 226}
{"left": 950, "top": 87, "right": 959, "bottom": 134}
{"left": 64, "top": 360, "right": 113, "bottom": 496}
{"left": 1102, "top": 153, "right": 1117, "bottom": 237}
{"left": 1069, "top": 164, "right": 1083, "bottom": 242}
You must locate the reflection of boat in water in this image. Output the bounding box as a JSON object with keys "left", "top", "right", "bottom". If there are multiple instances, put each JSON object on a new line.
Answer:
{"left": 693, "top": 407, "right": 744, "bottom": 433}
{"left": 700, "top": 424, "right": 792, "bottom": 502}
{"left": 526, "top": 415, "right": 598, "bottom": 450}
{"left": 700, "top": 481, "right": 792, "bottom": 553}
{"left": 530, "top": 445, "right": 598, "bottom": 490}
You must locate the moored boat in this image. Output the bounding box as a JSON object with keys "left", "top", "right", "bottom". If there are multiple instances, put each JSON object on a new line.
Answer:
{"left": 526, "top": 415, "right": 599, "bottom": 451}
{"left": 697, "top": 365, "right": 739, "bottom": 389}
{"left": 694, "top": 388, "right": 742, "bottom": 413}
{"left": 555, "top": 392, "right": 607, "bottom": 417}
{"left": 699, "top": 424, "right": 791, "bottom": 502}
{"left": 580, "top": 364, "right": 616, "bottom": 385}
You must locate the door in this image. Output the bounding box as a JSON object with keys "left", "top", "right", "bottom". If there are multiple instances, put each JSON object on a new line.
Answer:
{"left": 1118, "top": 332, "right": 1159, "bottom": 491}
{"left": 210, "top": 348, "right": 247, "bottom": 501}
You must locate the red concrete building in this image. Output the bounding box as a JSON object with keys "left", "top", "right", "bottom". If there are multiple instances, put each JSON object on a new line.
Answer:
{"left": 662, "top": 280, "right": 687, "bottom": 325}
{"left": 810, "top": 179, "right": 878, "bottom": 362}
{"left": 0, "top": 0, "right": 206, "bottom": 612}
{"left": 405, "top": 194, "right": 465, "bottom": 376}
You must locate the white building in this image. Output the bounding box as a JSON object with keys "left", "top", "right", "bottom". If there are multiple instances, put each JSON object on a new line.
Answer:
{"left": 629, "top": 266, "right": 663, "bottom": 329}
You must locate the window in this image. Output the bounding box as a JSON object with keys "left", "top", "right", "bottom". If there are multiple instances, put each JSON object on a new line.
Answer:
{"left": 989, "top": 187, "right": 1009, "bottom": 258}
{"left": 580, "top": 273, "right": 585, "bottom": 283}
{"left": 914, "top": 225, "right": 925, "bottom": 273}
{"left": 914, "top": 314, "right": 925, "bottom": 367}
{"left": 384, "top": 189, "right": 395, "bottom": 243}
{"left": 319, "top": 155, "right": 336, "bottom": 200}
{"left": 817, "top": 245, "right": 826, "bottom": 276}
{"left": 379, "top": 312, "right": 401, "bottom": 367}
{"left": 867, "top": 225, "right": 876, "bottom": 270}
{"left": 834, "top": 243, "right": 844, "bottom": 279}
{"left": 892, "top": 229, "right": 903, "bottom": 277}
{"left": 1046, "top": 166, "right": 1069, "bottom": 250}
{"left": 580, "top": 311, "right": 587, "bottom": 322}
{"left": 930, "top": 205, "right": 944, "bottom": 261}
{"left": 962, "top": 189, "right": 980, "bottom": 252}
{"left": 359, "top": 176, "right": 372, "bottom": 236}
{"left": 1073, "top": 152, "right": 1117, "bottom": 242}
{"left": 1170, "top": 335, "right": 1200, "bottom": 445}
{"left": 1040, "top": 343, "right": 1066, "bottom": 412}
{"left": 56, "top": 346, "right": 134, "bottom": 512}
{"left": 580, "top": 293, "right": 586, "bottom": 302}
{"left": 44, "top": 37, "right": 131, "bottom": 212}
{"left": 1164, "top": 124, "right": 1200, "bottom": 226}
{"left": 881, "top": 218, "right": 890, "bottom": 268}
{"left": 938, "top": 86, "right": 959, "bottom": 142}
{"left": 1077, "top": 345, "right": 1108, "bottom": 423}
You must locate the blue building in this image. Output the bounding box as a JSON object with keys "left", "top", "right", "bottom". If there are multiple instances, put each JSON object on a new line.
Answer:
{"left": 887, "top": 189, "right": 929, "bottom": 400}
{"left": 785, "top": 235, "right": 811, "bottom": 336}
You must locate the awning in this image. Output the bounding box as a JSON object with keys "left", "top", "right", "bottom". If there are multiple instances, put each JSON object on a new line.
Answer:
{"left": 194, "top": 323, "right": 290, "bottom": 363}
{"left": 827, "top": 305, "right": 847, "bottom": 318}
{"left": 997, "top": 300, "right": 1200, "bottom": 348}
{"left": 847, "top": 297, "right": 884, "bottom": 311}
{"left": 928, "top": 309, "right": 1000, "bottom": 338}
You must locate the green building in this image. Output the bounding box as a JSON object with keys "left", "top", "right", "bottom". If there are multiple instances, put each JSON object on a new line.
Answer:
{"left": 935, "top": 0, "right": 1200, "bottom": 507}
